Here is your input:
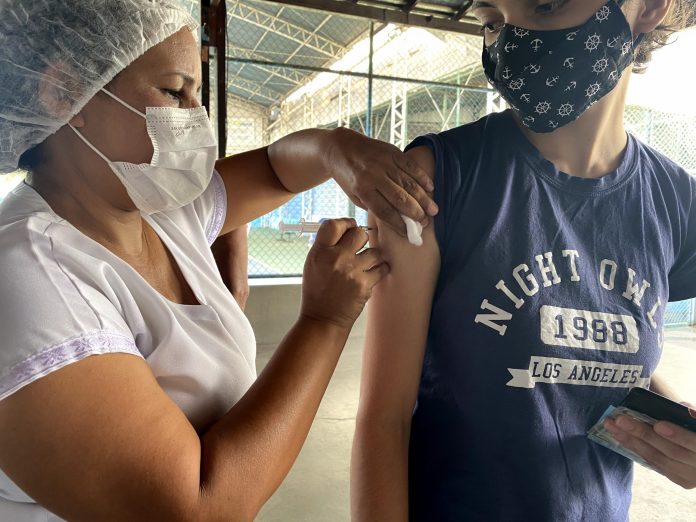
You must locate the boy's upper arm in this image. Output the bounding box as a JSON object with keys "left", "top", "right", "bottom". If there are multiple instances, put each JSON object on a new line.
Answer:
{"left": 359, "top": 145, "right": 440, "bottom": 423}
{"left": 0, "top": 353, "right": 201, "bottom": 521}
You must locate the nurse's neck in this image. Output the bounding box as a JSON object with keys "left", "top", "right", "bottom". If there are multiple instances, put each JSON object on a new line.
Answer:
{"left": 28, "top": 163, "right": 149, "bottom": 259}
{"left": 516, "top": 73, "right": 631, "bottom": 180}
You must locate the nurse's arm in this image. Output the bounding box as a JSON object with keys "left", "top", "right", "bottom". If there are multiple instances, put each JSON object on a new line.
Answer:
{"left": 0, "top": 221, "right": 387, "bottom": 522}
{"left": 351, "top": 146, "right": 440, "bottom": 521}
{"left": 0, "top": 315, "right": 367, "bottom": 518}
{"left": 214, "top": 128, "right": 437, "bottom": 237}
{"left": 211, "top": 226, "right": 250, "bottom": 310}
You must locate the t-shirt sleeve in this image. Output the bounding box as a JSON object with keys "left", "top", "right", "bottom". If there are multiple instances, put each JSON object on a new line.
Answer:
{"left": 191, "top": 169, "right": 227, "bottom": 246}
{"left": 0, "top": 220, "right": 142, "bottom": 402}
{"left": 404, "top": 123, "right": 484, "bottom": 258}
{"left": 668, "top": 174, "right": 696, "bottom": 301}
{"left": 405, "top": 134, "right": 448, "bottom": 250}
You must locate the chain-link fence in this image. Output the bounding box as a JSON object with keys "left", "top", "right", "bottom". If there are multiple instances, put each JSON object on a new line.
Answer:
{"left": 225, "top": 0, "right": 492, "bottom": 277}
{"left": 625, "top": 106, "right": 696, "bottom": 175}
{"left": 663, "top": 299, "right": 696, "bottom": 327}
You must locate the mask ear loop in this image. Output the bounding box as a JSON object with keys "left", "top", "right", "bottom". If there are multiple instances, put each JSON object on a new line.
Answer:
{"left": 70, "top": 89, "right": 150, "bottom": 165}
{"left": 100, "top": 88, "right": 147, "bottom": 118}
{"left": 68, "top": 123, "right": 115, "bottom": 165}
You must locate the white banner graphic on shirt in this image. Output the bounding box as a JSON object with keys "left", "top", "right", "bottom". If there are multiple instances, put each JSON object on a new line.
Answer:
{"left": 506, "top": 356, "right": 649, "bottom": 389}
{"left": 540, "top": 305, "right": 639, "bottom": 353}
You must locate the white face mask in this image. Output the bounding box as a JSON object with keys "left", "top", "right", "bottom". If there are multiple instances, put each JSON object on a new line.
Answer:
{"left": 69, "top": 88, "right": 218, "bottom": 215}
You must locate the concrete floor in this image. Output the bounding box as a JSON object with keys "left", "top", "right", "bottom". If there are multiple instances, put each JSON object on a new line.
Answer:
{"left": 254, "top": 329, "right": 696, "bottom": 521}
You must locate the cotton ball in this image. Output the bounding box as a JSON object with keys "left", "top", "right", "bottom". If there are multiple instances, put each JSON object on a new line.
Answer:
{"left": 401, "top": 215, "right": 423, "bottom": 247}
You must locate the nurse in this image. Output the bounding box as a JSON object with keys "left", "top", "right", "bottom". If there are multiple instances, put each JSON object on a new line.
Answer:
{"left": 0, "top": 1, "right": 437, "bottom": 520}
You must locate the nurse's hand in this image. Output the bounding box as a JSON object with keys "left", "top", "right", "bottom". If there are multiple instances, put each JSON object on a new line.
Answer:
{"left": 301, "top": 218, "right": 388, "bottom": 331}
{"left": 326, "top": 128, "right": 438, "bottom": 237}
{"left": 603, "top": 402, "right": 696, "bottom": 489}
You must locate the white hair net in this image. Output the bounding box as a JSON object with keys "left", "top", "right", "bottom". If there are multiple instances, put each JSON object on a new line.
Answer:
{"left": 0, "top": 0, "right": 198, "bottom": 173}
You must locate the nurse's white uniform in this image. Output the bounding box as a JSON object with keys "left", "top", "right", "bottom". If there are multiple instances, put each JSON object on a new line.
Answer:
{"left": 0, "top": 172, "right": 256, "bottom": 520}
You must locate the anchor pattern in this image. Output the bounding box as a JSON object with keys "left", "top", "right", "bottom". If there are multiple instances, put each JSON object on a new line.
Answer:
{"left": 482, "top": 0, "right": 637, "bottom": 133}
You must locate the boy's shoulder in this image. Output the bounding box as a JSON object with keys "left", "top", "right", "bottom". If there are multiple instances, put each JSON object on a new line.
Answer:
{"left": 407, "top": 111, "right": 509, "bottom": 158}
{"left": 437, "top": 110, "right": 505, "bottom": 146}
{"left": 633, "top": 135, "right": 692, "bottom": 175}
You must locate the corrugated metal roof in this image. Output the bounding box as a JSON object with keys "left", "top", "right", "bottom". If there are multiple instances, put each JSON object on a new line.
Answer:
{"left": 226, "top": 0, "right": 376, "bottom": 105}
{"left": 181, "top": 0, "right": 481, "bottom": 107}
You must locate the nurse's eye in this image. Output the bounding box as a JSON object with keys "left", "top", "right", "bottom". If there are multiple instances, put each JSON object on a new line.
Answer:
{"left": 535, "top": 0, "right": 570, "bottom": 14}
{"left": 162, "top": 88, "right": 184, "bottom": 102}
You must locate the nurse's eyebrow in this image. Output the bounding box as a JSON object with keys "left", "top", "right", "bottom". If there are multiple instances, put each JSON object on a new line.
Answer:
{"left": 163, "top": 71, "right": 203, "bottom": 92}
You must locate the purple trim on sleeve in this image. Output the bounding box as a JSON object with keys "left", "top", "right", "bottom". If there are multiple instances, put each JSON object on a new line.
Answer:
{"left": 0, "top": 331, "right": 141, "bottom": 402}
{"left": 206, "top": 170, "right": 227, "bottom": 246}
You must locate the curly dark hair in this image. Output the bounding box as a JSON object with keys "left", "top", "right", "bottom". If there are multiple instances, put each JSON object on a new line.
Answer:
{"left": 632, "top": 0, "right": 694, "bottom": 73}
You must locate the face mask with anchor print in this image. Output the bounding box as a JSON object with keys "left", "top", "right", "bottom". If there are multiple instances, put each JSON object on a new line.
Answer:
{"left": 482, "top": 0, "right": 644, "bottom": 133}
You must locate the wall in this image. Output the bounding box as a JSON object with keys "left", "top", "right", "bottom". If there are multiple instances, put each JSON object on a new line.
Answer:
{"left": 245, "top": 281, "right": 368, "bottom": 350}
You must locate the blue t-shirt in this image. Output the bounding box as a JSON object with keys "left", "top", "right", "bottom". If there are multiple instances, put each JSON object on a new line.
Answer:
{"left": 406, "top": 110, "right": 696, "bottom": 521}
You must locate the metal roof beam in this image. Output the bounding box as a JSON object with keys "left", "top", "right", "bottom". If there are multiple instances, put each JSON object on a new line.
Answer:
{"left": 229, "top": 47, "right": 308, "bottom": 84}
{"left": 228, "top": 1, "right": 346, "bottom": 58}
{"left": 402, "top": 0, "right": 419, "bottom": 12}
{"left": 452, "top": 0, "right": 473, "bottom": 21}
{"left": 241, "top": 13, "right": 331, "bottom": 101}
{"left": 237, "top": 65, "right": 306, "bottom": 86}
{"left": 282, "top": 14, "right": 333, "bottom": 64}
{"left": 228, "top": 76, "right": 282, "bottom": 104}
{"left": 271, "top": 0, "right": 482, "bottom": 35}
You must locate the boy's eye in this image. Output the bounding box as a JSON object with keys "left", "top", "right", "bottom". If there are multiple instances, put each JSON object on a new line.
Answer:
{"left": 479, "top": 21, "right": 504, "bottom": 35}
{"left": 535, "top": 0, "right": 568, "bottom": 14}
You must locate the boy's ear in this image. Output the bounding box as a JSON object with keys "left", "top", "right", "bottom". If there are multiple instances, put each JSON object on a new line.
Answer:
{"left": 630, "top": 0, "right": 673, "bottom": 35}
